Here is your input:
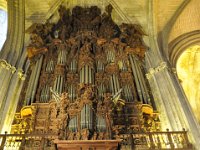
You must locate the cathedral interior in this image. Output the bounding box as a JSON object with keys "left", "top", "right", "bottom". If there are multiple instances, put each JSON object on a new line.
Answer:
{"left": 0, "top": 0, "right": 200, "bottom": 150}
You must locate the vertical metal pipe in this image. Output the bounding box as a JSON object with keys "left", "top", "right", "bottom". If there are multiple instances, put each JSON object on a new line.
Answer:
{"left": 70, "top": 61, "right": 72, "bottom": 72}
{"left": 31, "top": 55, "right": 43, "bottom": 103}
{"left": 89, "top": 67, "right": 91, "bottom": 84}
{"left": 59, "top": 75, "right": 61, "bottom": 93}
{"left": 79, "top": 69, "right": 81, "bottom": 83}
{"left": 116, "top": 75, "right": 120, "bottom": 92}
{"left": 58, "top": 75, "right": 61, "bottom": 93}
{"left": 113, "top": 75, "right": 117, "bottom": 94}
{"left": 137, "top": 62, "right": 151, "bottom": 104}
{"left": 72, "top": 60, "right": 74, "bottom": 72}
{"left": 92, "top": 69, "right": 95, "bottom": 84}
{"left": 47, "top": 85, "right": 49, "bottom": 102}
{"left": 106, "top": 51, "right": 109, "bottom": 63}
{"left": 61, "top": 50, "right": 63, "bottom": 64}
{"left": 109, "top": 76, "right": 113, "bottom": 94}
{"left": 86, "top": 65, "right": 88, "bottom": 83}
{"left": 81, "top": 68, "right": 84, "bottom": 83}
{"left": 24, "top": 67, "right": 35, "bottom": 104}
{"left": 55, "top": 76, "right": 59, "bottom": 93}
{"left": 129, "top": 55, "right": 143, "bottom": 102}
{"left": 69, "top": 85, "right": 71, "bottom": 101}
{"left": 133, "top": 57, "right": 147, "bottom": 104}
{"left": 43, "top": 86, "right": 46, "bottom": 102}
{"left": 59, "top": 76, "right": 62, "bottom": 94}
{"left": 43, "top": 85, "right": 46, "bottom": 102}
{"left": 82, "top": 67, "right": 84, "bottom": 83}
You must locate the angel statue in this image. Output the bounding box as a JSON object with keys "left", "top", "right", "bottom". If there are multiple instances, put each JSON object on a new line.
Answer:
{"left": 50, "top": 87, "right": 61, "bottom": 107}
{"left": 111, "top": 88, "right": 125, "bottom": 110}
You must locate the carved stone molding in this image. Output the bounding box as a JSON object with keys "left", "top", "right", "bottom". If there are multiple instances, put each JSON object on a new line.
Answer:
{"left": 0, "top": 59, "right": 26, "bottom": 80}
{"left": 0, "top": 59, "right": 16, "bottom": 73}
{"left": 146, "top": 61, "right": 167, "bottom": 79}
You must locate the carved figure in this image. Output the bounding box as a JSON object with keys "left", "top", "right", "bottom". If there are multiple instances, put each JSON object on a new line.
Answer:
{"left": 91, "top": 132, "right": 98, "bottom": 140}
{"left": 74, "top": 131, "right": 81, "bottom": 140}
{"left": 81, "top": 129, "right": 90, "bottom": 140}
{"left": 67, "top": 131, "right": 74, "bottom": 140}
{"left": 29, "top": 34, "right": 44, "bottom": 48}
{"left": 50, "top": 87, "right": 61, "bottom": 106}
{"left": 98, "top": 132, "right": 104, "bottom": 140}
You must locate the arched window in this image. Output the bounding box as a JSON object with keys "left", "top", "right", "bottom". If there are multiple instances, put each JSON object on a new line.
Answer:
{"left": 0, "top": 9, "right": 7, "bottom": 51}
{"left": 176, "top": 45, "right": 200, "bottom": 124}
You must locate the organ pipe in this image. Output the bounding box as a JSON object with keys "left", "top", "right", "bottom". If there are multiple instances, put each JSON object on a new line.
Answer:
{"left": 31, "top": 55, "right": 43, "bottom": 103}
{"left": 24, "top": 63, "right": 36, "bottom": 105}
{"left": 129, "top": 55, "right": 143, "bottom": 102}
{"left": 136, "top": 61, "right": 151, "bottom": 104}
{"left": 79, "top": 65, "right": 94, "bottom": 84}
{"left": 133, "top": 57, "right": 147, "bottom": 104}
{"left": 15, "top": 6, "right": 159, "bottom": 145}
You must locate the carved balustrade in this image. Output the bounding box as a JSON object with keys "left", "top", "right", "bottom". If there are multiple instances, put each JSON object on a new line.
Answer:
{"left": 0, "top": 129, "right": 193, "bottom": 150}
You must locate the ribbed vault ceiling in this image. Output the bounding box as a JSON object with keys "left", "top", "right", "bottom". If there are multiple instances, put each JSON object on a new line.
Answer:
{"left": 24, "top": 0, "right": 184, "bottom": 36}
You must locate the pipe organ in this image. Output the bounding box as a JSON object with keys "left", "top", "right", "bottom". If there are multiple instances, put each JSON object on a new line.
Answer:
{"left": 11, "top": 5, "right": 160, "bottom": 150}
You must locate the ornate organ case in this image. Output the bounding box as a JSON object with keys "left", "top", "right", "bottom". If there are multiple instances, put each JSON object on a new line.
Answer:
{"left": 12, "top": 5, "right": 160, "bottom": 150}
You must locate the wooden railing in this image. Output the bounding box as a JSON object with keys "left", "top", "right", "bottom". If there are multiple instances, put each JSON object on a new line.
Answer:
{"left": 120, "top": 129, "right": 194, "bottom": 150}
{"left": 0, "top": 133, "right": 57, "bottom": 150}
{"left": 0, "top": 129, "right": 193, "bottom": 150}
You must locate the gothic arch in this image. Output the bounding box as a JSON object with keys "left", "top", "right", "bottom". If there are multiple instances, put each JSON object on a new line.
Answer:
{"left": 166, "top": 0, "right": 200, "bottom": 65}
{"left": 168, "top": 30, "right": 200, "bottom": 67}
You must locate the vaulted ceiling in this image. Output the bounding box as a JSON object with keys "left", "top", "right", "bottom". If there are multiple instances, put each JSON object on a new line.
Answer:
{"left": 24, "top": 0, "right": 185, "bottom": 36}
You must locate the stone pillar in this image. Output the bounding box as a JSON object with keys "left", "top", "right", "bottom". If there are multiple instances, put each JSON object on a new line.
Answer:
{"left": 145, "top": 61, "right": 186, "bottom": 130}
{"left": 0, "top": 0, "right": 25, "bottom": 133}
{"left": 145, "top": 0, "right": 200, "bottom": 148}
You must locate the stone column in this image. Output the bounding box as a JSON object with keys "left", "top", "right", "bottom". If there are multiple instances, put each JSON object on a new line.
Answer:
{"left": 145, "top": 0, "right": 200, "bottom": 148}
{"left": 0, "top": 0, "right": 25, "bottom": 133}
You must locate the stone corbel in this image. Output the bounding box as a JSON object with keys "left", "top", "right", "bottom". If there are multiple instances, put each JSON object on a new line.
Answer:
{"left": 146, "top": 62, "right": 167, "bottom": 79}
